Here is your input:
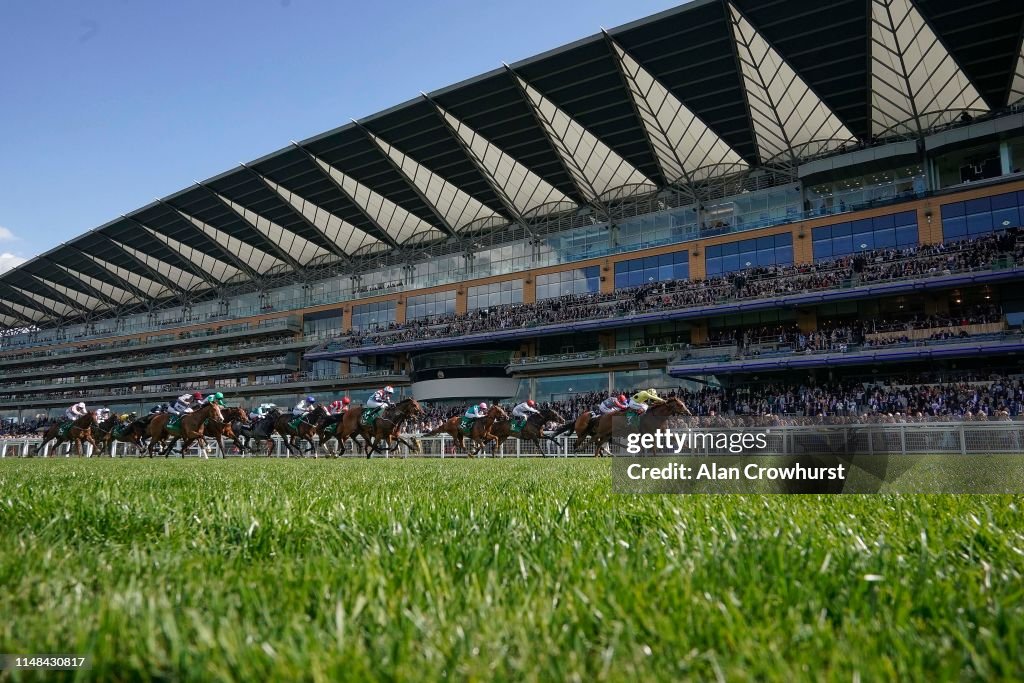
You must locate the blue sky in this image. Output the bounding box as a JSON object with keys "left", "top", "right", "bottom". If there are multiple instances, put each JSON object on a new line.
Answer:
{"left": 0, "top": 0, "right": 684, "bottom": 272}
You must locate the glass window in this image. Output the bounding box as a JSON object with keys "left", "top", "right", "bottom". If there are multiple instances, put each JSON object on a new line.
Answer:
{"left": 812, "top": 211, "right": 921, "bottom": 260}
{"left": 351, "top": 300, "right": 396, "bottom": 332}
{"left": 704, "top": 234, "right": 792, "bottom": 276}
{"left": 536, "top": 266, "right": 600, "bottom": 300}
{"left": 467, "top": 280, "right": 523, "bottom": 311}
{"left": 613, "top": 251, "right": 688, "bottom": 290}
{"left": 941, "top": 191, "right": 1023, "bottom": 241}
{"left": 406, "top": 290, "right": 456, "bottom": 321}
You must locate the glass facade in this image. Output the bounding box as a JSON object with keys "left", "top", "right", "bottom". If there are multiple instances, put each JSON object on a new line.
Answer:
{"left": 351, "top": 300, "right": 396, "bottom": 332}
{"left": 705, "top": 233, "right": 793, "bottom": 277}
{"left": 807, "top": 165, "right": 926, "bottom": 214}
{"left": 406, "top": 290, "right": 457, "bottom": 321}
{"left": 940, "top": 190, "right": 1024, "bottom": 241}
{"left": 536, "top": 266, "right": 600, "bottom": 300}
{"left": 302, "top": 311, "right": 343, "bottom": 337}
{"left": 614, "top": 251, "right": 689, "bottom": 289}
{"left": 533, "top": 372, "right": 609, "bottom": 402}
{"left": 700, "top": 184, "right": 802, "bottom": 236}
{"left": 467, "top": 280, "right": 523, "bottom": 311}
{"left": 812, "top": 211, "right": 918, "bottom": 260}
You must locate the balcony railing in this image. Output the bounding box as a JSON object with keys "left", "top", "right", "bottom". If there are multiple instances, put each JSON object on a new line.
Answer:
{"left": 0, "top": 317, "right": 301, "bottom": 366}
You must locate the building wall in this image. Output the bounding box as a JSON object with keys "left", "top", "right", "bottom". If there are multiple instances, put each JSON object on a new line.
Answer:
{"left": 5, "top": 176, "right": 1024, "bottom": 363}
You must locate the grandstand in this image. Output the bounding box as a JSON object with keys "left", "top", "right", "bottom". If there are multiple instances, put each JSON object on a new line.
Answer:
{"left": 4, "top": 0, "right": 1024, "bottom": 428}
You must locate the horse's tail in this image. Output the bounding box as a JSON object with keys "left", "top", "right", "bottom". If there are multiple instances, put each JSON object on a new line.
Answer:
{"left": 550, "top": 421, "right": 575, "bottom": 438}
{"left": 422, "top": 424, "right": 446, "bottom": 437}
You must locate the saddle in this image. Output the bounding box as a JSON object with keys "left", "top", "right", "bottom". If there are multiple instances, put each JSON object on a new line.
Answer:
{"left": 361, "top": 407, "right": 386, "bottom": 427}
{"left": 58, "top": 420, "right": 75, "bottom": 438}
{"left": 458, "top": 416, "right": 476, "bottom": 435}
{"left": 511, "top": 417, "right": 527, "bottom": 434}
{"left": 625, "top": 409, "right": 641, "bottom": 428}
{"left": 167, "top": 414, "right": 184, "bottom": 434}
{"left": 288, "top": 414, "right": 308, "bottom": 431}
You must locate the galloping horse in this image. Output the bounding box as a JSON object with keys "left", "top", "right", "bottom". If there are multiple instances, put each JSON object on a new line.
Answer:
{"left": 270, "top": 405, "right": 328, "bottom": 457}
{"left": 338, "top": 398, "right": 423, "bottom": 458}
{"left": 201, "top": 407, "right": 249, "bottom": 456}
{"left": 591, "top": 397, "right": 692, "bottom": 457}
{"left": 146, "top": 403, "right": 224, "bottom": 457}
{"left": 235, "top": 409, "right": 280, "bottom": 455}
{"left": 94, "top": 413, "right": 149, "bottom": 455}
{"left": 315, "top": 412, "right": 361, "bottom": 456}
{"left": 35, "top": 411, "right": 99, "bottom": 456}
{"left": 550, "top": 410, "right": 602, "bottom": 452}
{"left": 423, "top": 404, "right": 508, "bottom": 456}
{"left": 490, "top": 407, "right": 565, "bottom": 456}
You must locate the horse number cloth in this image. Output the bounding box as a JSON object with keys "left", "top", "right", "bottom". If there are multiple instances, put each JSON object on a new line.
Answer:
{"left": 168, "top": 415, "right": 183, "bottom": 433}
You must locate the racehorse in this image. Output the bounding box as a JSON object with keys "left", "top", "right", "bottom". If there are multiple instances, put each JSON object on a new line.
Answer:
{"left": 338, "top": 398, "right": 423, "bottom": 458}
{"left": 550, "top": 411, "right": 597, "bottom": 451}
{"left": 490, "top": 407, "right": 565, "bottom": 456}
{"left": 200, "top": 407, "right": 249, "bottom": 457}
{"left": 270, "top": 405, "right": 328, "bottom": 457}
{"left": 423, "top": 404, "right": 508, "bottom": 456}
{"left": 315, "top": 412, "right": 362, "bottom": 457}
{"left": 94, "top": 413, "right": 149, "bottom": 455}
{"left": 235, "top": 409, "right": 281, "bottom": 455}
{"left": 146, "top": 403, "right": 224, "bottom": 457}
{"left": 591, "top": 396, "right": 692, "bottom": 457}
{"left": 34, "top": 411, "right": 99, "bottom": 456}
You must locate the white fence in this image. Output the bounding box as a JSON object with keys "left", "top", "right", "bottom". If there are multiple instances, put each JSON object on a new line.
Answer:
{"left": 2, "top": 421, "right": 1024, "bottom": 458}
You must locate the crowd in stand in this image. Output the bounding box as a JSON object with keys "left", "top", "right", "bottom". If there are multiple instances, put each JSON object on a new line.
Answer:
{"left": 401, "top": 375, "right": 1024, "bottom": 433}
{"left": 0, "top": 417, "right": 53, "bottom": 439}
{"left": 327, "top": 231, "right": 1023, "bottom": 349}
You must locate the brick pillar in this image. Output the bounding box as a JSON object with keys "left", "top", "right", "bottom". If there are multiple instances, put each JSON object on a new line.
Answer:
{"left": 792, "top": 225, "right": 813, "bottom": 264}
{"left": 394, "top": 298, "right": 406, "bottom": 324}
{"left": 340, "top": 306, "right": 352, "bottom": 333}
{"left": 523, "top": 277, "right": 536, "bottom": 304}
{"left": 689, "top": 248, "right": 705, "bottom": 280}
{"left": 456, "top": 288, "right": 468, "bottom": 314}
{"left": 600, "top": 259, "right": 615, "bottom": 293}
{"left": 917, "top": 203, "right": 942, "bottom": 245}
{"left": 598, "top": 332, "right": 615, "bottom": 351}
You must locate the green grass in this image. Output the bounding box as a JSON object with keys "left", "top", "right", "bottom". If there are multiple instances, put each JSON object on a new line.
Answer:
{"left": 0, "top": 459, "right": 1022, "bottom": 682}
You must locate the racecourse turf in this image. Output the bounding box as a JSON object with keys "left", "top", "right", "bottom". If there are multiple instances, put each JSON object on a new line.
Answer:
{"left": 0, "top": 459, "right": 1021, "bottom": 682}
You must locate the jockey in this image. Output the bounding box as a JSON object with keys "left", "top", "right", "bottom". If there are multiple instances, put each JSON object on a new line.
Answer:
{"left": 367, "top": 386, "right": 395, "bottom": 411}
{"left": 598, "top": 394, "right": 629, "bottom": 416}
{"left": 250, "top": 403, "right": 277, "bottom": 420}
{"left": 292, "top": 396, "right": 317, "bottom": 417}
{"left": 328, "top": 397, "right": 351, "bottom": 415}
{"left": 464, "top": 402, "right": 488, "bottom": 421}
{"left": 149, "top": 404, "right": 164, "bottom": 415}
{"left": 169, "top": 392, "right": 203, "bottom": 416}
{"left": 202, "top": 391, "right": 226, "bottom": 407}
{"left": 64, "top": 402, "right": 88, "bottom": 422}
{"left": 511, "top": 399, "right": 540, "bottom": 424}
{"left": 628, "top": 388, "right": 665, "bottom": 415}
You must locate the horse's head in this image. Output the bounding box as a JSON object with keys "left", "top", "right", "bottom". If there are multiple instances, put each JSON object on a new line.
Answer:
{"left": 665, "top": 396, "right": 692, "bottom": 416}
{"left": 224, "top": 407, "right": 248, "bottom": 423}
{"left": 208, "top": 402, "right": 225, "bottom": 423}
{"left": 83, "top": 411, "right": 100, "bottom": 427}
{"left": 487, "top": 404, "right": 508, "bottom": 420}
{"left": 541, "top": 407, "right": 565, "bottom": 423}
{"left": 398, "top": 398, "right": 423, "bottom": 416}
